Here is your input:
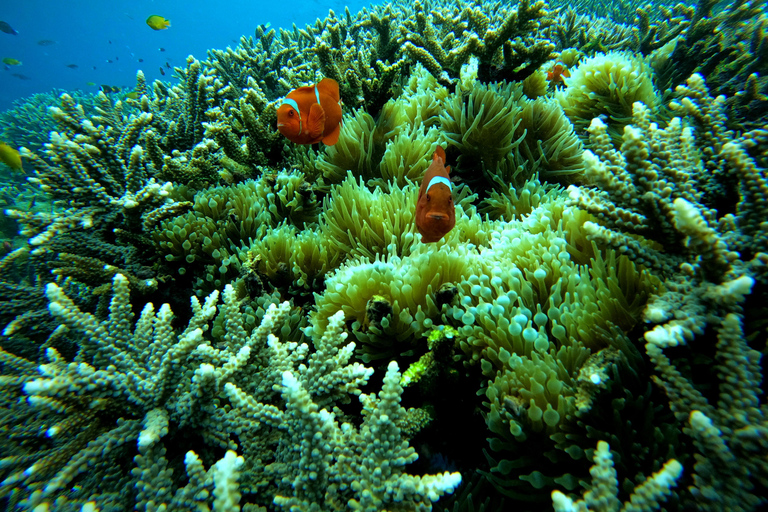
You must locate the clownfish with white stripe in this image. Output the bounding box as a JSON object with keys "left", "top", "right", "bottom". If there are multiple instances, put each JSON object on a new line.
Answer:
{"left": 416, "top": 146, "right": 455, "bottom": 243}
{"left": 276, "top": 78, "right": 342, "bottom": 145}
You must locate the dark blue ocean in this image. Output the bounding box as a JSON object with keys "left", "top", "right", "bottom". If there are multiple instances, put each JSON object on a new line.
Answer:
{"left": 0, "top": 0, "right": 370, "bottom": 112}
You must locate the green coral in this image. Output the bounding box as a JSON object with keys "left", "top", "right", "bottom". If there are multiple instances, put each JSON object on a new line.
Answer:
{"left": 2, "top": 1, "right": 768, "bottom": 511}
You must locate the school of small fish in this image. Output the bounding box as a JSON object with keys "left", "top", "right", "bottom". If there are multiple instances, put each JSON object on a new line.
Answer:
{"left": 1, "top": 13, "right": 173, "bottom": 84}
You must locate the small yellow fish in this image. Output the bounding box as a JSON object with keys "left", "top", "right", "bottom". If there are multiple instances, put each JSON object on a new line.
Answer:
{"left": 146, "top": 15, "right": 170, "bottom": 30}
{"left": 86, "top": 82, "right": 96, "bottom": 86}
{"left": 2, "top": 57, "right": 21, "bottom": 66}
{"left": 126, "top": 92, "right": 139, "bottom": 99}
{"left": 0, "top": 142, "right": 23, "bottom": 173}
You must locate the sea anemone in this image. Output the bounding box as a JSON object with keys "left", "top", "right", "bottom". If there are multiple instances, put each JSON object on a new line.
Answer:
{"left": 558, "top": 51, "right": 659, "bottom": 144}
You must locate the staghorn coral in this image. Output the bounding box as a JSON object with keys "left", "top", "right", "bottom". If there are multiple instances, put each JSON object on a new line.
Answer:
{"left": 670, "top": 73, "right": 768, "bottom": 260}
{"left": 0, "top": 89, "right": 116, "bottom": 153}
{"left": 548, "top": 8, "right": 632, "bottom": 54}
{"left": 0, "top": 91, "right": 184, "bottom": 312}
{"left": 403, "top": 0, "right": 555, "bottom": 84}
{"left": 314, "top": 7, "right": 410, "bottom": 114}
{"left": 644, "top": 303, "right": 767, "bottom": 509}
{"left": 205, "top": 22, "right": 294, "bottom": 96}
{"left": 629, "top": 3, "right": 692, "bottom": 55}
{"left": 0, "top": 274, "right": 461, "bottom": 510}
{"left": 551, "top": 440, "right": 682, "bottom": 511}
{"left": 563, "top": 72, "right": 767, "bottom": 509}
{"left": 203, "top": 85, "right": 284, "bottom": 173}
{"left": 566, "top": 102, "right": 723, "bottom": 277}
{"left": 654, "top": 0, "right": 768, "bottom": 129}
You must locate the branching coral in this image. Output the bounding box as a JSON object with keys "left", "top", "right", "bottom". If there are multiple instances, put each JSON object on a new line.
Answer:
{"left": 564, "top": 72, "right": 768, "bottom": 509}
{"left": 629, "top": 3, "right": 692, "bottom": 55}
{"left": 0, "top": 274, "right": 461, "bottom": 510}
{"left": 670, "top": 73, "right": 768, "bottom": 261}
{"left": 645, "top": 304, "right": 767, "bottom": 509}
{"left": 551, "top": 440, "right": 682, "bottom": 511}
{"left": 2, "top": 92, "right": 180, "bottom": 305}
{"left": 0, "top": 89, "right": 113, "bottom": 153}
{"left": 655, "top": 0, "right": 768, "bottom": 129}
{"left": 566, "top": 102, "right": 723, "bottom": 277}
{"left": 403, "top": 0, "right": 555, "bottom": 84}
{"left": 314, "top": 7, "right": 410, "bottom": 114}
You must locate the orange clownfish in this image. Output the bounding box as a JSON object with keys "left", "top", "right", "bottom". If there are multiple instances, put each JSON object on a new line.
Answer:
{"left": 276, "top": 78, "right": 342, "bottom": 145}
{"left": 416, "top": 147, "right": 455, "bottom": 243}
{"left": 547, "top": 60, "right": 570, "bottom": 85}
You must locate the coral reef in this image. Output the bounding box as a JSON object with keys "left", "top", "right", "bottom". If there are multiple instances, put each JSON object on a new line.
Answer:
{"left": 0, "top": 275, "right": 460, "bottom": 510}
{"left": 403, "top": 0, "right": 556, "bottom": 84}
{"left": 551, "top": 440, "right": 682, "bottom": 511}
{"left": 1, "top": 0, "right": 767, "bottom": 510}
{"left": 653, "top": 0, "right": 768, "bottom": 129}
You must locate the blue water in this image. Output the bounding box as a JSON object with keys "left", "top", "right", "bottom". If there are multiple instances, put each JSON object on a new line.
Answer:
{"left": 0, "top": 0, "right": 368, "bottom": 112}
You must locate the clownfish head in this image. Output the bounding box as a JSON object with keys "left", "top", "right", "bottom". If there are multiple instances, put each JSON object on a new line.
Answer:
{"left": 276, "top": 98, "right": 302, "bottom": 139}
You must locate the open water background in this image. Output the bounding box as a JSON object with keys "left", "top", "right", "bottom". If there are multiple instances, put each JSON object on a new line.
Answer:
{"left": 0, "top": 0, "right": 371, "bottom": 112}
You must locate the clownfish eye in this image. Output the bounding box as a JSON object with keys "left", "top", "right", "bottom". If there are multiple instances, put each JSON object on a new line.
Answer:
{"left": 426, "top": 194, "right": 431, "bottom": 202}
{"left": 288, "top": 110, "right": 294, "bottom": 117}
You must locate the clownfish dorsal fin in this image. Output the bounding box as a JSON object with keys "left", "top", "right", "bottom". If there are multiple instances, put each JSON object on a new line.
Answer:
{"left": 306, "top": 103, "right": 326, "bottom": 140}
{"left": 434, "top": 146, "right": 446, "bottom": 166}
{"left": 317, "top": 78, "right": 340, "bottom": 102}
